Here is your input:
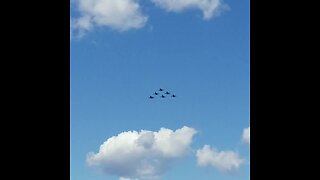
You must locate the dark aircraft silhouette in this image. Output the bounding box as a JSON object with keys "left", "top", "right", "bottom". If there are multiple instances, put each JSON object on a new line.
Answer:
{"left": 148, "top": 88, "right": 176, "bottom": 100}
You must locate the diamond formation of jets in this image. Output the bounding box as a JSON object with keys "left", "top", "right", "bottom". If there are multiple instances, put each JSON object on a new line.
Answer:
{"left": 148, "top": 88, "right": 176, "bottom": 99}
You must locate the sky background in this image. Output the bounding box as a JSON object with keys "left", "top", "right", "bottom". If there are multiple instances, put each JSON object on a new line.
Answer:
{"left": 71, "top": 0, "right": 250, "bottom": 179}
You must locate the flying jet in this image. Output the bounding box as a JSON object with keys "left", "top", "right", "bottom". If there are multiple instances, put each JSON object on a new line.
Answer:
{"left": 154, "top": 92, "right": 159, "bottom": 95}
{"left": 171, "top": 94, "right": 176, "bottom": 97}
{"left": 161, "top": 95, "right": 165, "bottom": 98}
{"left": 165, "top": 91, "right": 170, "bottom": 95}
{"left": 159, "top": 88, "right": 164, "bottom": 91}
{"left": 149, "top": 96, "right": 154, "bottom": 99}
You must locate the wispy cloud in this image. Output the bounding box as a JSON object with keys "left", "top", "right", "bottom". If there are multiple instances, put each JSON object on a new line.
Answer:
{"left": 72, "top": 0, "right": 148, "bottom": 37}
{"left": 242, "top": 127, "right": 250, "bottom": 144}
{"left": 196, "top": 145, "right": 244, "bottom": 174}
{"left": 151, "top": 0, "right": 228, "bottom": 20}
{"left": 119, "top": 177, "right": 139, "bottom": 180}
{"left": 87, "top": 126, "right": 197, "bottom": 180}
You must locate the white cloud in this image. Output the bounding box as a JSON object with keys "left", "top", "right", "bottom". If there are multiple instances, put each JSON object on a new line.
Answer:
{"left": 87, "top": 126, "right": 197, "bottom": 180}
{"left": 119, "top": 177, "right": 139, "bottom": 180}
{"left": 151, "top": 0, "right": 228, "bottom": 20}
{"left": 242, "top": 127, "right": 250, "bottom": 144}
{"left": 196, "top": 145, "right": 244, "bottom": 173}
{"left": 72, "top": 0, "right": 148, "bottom": 36}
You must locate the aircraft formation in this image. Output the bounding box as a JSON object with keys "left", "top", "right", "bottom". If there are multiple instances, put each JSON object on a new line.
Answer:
{"left": 149, "top": 88, "right": 176, "bottom": 99}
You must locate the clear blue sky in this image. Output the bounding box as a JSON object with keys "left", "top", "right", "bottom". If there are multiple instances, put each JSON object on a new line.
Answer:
{"left": 71, "top": 0, "right": 249, "bottom": 179}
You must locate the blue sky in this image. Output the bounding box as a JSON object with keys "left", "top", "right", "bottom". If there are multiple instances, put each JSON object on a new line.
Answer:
{"left": 71, "top": 0, "right": 249, "bottom": 180}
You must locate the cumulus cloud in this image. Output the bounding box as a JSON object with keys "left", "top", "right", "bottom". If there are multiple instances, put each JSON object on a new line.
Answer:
{"left": 70, "top": 0, "right": 229, "bottom": 37}
{"left": 196, "top": 145, "right": 244, "bottom": 174}
{"left": 72, "top": 0, "right": 148, "bottom": 36}
{"left": 87, "top": 126, "right": 197, "bottom": 180}
{"left": 151, "top": 0, "right": 228, "bottom": 20}
{"left": 242, "top": 127, "right": 250, "bottom": 144}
